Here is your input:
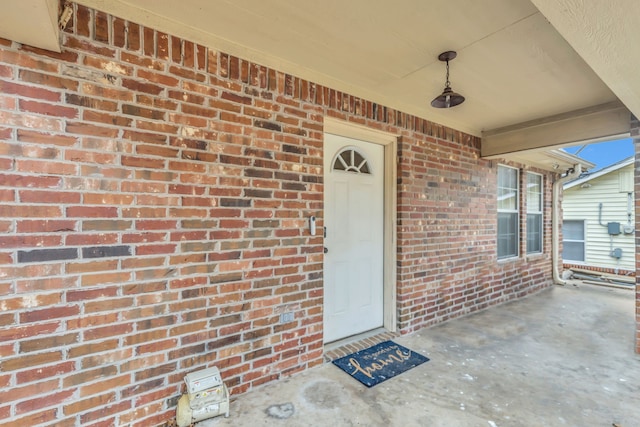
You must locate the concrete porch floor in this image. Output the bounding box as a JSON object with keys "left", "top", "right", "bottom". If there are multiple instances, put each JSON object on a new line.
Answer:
{"left": 199, "top": 284, "right": 639, "bottom": 427}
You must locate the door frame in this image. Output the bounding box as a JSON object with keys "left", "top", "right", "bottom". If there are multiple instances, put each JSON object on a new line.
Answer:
{"left": 324, "top": 117, "right": 398, "bottom": 334}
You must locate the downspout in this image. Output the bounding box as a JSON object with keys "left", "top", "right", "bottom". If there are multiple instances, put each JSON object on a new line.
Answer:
{"left": 552, "top": 164, "right": 582, "bottom": 285}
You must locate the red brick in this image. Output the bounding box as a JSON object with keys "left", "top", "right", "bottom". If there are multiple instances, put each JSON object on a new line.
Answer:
{"left": 0, "top": 351, "right": 62, "bottom": 372}
{"left": 0, "top": 379, "right": 57, "bottom": 409}
{"left": 82, "top": 110, "right": 133, "bottom": 127}
{"left": 19, "top": 69, "right": 79, "bottom": 90}
{"left": 0, "top": 311, "right": 14, "bottom": 327}
{"left": 67, "top": 287, "right": 118, "bottom": 302}
{"left": 83, "top": 322, "right": 134, "bottom": 341}
{"left": 68, "top": 339, "right": 119, "bottom": 359}
{"left": 0, "top": 158, "right": 11, "bottom": 171}
{"left": 157, "top": 32, "right": 169, "bottom": 60}
{"left": 136, "top": 144, "right": 178, "bottom": 160}
{"left": 17, "top": 361, "right": 75, "bottom": 386}
{"left": 18, "top": 190, "right": 81, "bottom": 204}
{"left": 84, "top": 193, "right": 134, "bottom": 205}
{"left": 81, "top": 272, "right": 131, "bottom": 287}
{"left": 199, "top": 46, "right": 209, "bottom": 71}
{"left": 0, "top": 317, "right": 61, "bottom": 340}
{"left": 0, "top": 125, "right": 12, "bottom": 138}
{"left": 137, "top": 68, "right": 179, "bottom": 87}
{"left": 94, "top": 11, "right": 110, "bottom": 43}
{"left": 65, "top": 121, "right": 119, "bottom": 137}
{"left": 127, "top": 23, "right": 141, "bottom": 51}
{"left": 0, "top": 292, "right": 62, "bottom": 311}
{"left": 64, "top": 233, "right": 116, "bottom": 246}
{"left": 170, "top": 36, "right": 182, "bottom": 63}
{"left": 0, "top": 215, "right": 11, "bottom": 232}
{"left": 75, "top": 5, "right": 91, "bottom": 37}
{"left": 81, "top": 400, "right": 132, "bottom": 425}
{"left": 0, "top": 204, "right": 62, "bottom": 218}
{"left": 171, "top": 66, "right": 205, "bottom": 85}
{"left": 16, "top": 159, "right": 77, "bottom": 175}
{"left": 66, "top": 206, "right": 118, "bottom": 218}
{"left": 121, "top": 155, "right": 165, "bottom": 169}
{"left": 66, "top": 150, "right": 117, "bottom": 167}
{"left": 0, "top": 50, "right": 59, "bottom": 72}
{"left": 16, "top": 388, "right": 76, "bottom": 414}
{"left": 80, "top": 374, "right": 129, "bottom": 397}
{"left": 17, "top": 129, "right": 78, "bottom": 146}
{"left": 142, "top": 27, "right": 155, "bottom": 56}
{"left": 0, "top": 110, "right": 63, "bottom": 131}
{"left": 80, "top": 83, "right": 133, "bottom": 102}
{"left": 121, "top": 256, "right": 164, "bottom": 270}
{"left": 113, "top": 17, "right": 127, "bottom": 48}
{"left": 65, "top": 259, "right": 118, "bottom": 274}
{"left": 0, "top": 80, "right": 60, "bottom": 101}
{"left": 4, "top": 409, "right": 58, "bottom": 426}
{"left": 64, "top": 37, "right": 116, "bottom": 58}
{"left": 81, "top": 348, "right": 133, "bottom": 369}
{"left": 63, "top": 392, "right": 116, "bottom": 415}
{"left": 0, "top": 235, "right": 62, "bottom": 250}
{"left": 122, "top": 79, "right": 163, "bottom": 96}
{"left": 20, "top": 305, "right": 80, "bottom": 323}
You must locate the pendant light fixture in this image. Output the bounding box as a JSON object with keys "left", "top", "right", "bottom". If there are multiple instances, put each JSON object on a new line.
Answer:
{"left": 431, "top": 50, "right": 465, "bottom": 108}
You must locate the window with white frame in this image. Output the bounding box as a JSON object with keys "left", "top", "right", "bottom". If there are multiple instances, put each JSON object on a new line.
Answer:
{"left": 562, "top": 220, "right": 585, "bottom": 262}
{"left": 497, "top": 165, "right": 519, "bottom": 259}
{"left": 526, "top": 173, "right": 543, "bottom": 254}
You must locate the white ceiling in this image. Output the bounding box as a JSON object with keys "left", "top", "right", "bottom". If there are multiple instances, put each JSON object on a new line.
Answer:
{"left": 2, "top": 0, "right": 639, "bottom": 160}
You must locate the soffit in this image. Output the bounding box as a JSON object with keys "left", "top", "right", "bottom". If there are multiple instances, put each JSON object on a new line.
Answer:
{"left": 499, "top": 149, "right": 595, "bottom": 173}
{"left": 0, "top": 0, "right": 60, "bottom": 52}
{"left": 72, "top": 0, "right": 628, "bottom": 139}
{"left": 531, "top": 0, "right": 640, "bottom": 128}
{"left": 3, "top": 0, "right": 638, "bottom": 150}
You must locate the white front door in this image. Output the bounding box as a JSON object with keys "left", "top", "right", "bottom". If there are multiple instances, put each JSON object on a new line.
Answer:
{"left": 323, "top": 133, "right": 384, "bottom": 343}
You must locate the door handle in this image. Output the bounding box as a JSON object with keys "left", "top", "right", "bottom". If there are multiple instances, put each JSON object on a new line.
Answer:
{"left": 323, "top": 247, "right": 328, "bottom": 254}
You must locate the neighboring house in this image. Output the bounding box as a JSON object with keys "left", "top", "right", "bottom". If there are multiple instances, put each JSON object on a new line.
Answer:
{"left": 563, "top": 157, "right": 635, "bottom": 275}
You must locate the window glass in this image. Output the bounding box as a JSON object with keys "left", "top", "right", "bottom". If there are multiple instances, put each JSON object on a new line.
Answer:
{"left": 562, "top": 220, "right": 585, "bottom": 262}
{"left": 527, "top": 214, "right": 542, "bottom": 253}
{"left": 497, "top": 166, "right": 519, "bottom": 259}
{"left": 498, "top": 167, "right": 518, "bottom": 211}
{"left": 526, "top": 173, "right": 543, "bottom": 254}
{"left": 526, "top": 173, "right": 542, "bottom": 212}
{"left": 333, "top": 148, "right": 371, "bottom": 174}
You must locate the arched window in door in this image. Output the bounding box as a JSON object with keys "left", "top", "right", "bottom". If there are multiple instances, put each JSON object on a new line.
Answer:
{"left": 332, "top": 148, "right": 371, "bottom": 174}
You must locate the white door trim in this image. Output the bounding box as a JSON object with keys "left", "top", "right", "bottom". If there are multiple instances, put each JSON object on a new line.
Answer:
{"left": 324, "top": 117, "right": 398, "bottom": 334}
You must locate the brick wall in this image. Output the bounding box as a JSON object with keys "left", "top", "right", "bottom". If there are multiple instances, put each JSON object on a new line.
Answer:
{"left": 0, "top": 3, "right": 556, "bottom": 426}
{"left": 562, "top": 263, "right": 635, "bottom": 277}
{"left": 396, "top": 147, "right": 554, "bottom": 332}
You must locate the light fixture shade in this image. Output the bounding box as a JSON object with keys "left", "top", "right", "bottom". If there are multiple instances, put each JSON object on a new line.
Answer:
{"left": 431, "top": 87, "right": 465, "bottom": 108}
{"left": 431, "top": 50, "right": 465, "bottom": 109}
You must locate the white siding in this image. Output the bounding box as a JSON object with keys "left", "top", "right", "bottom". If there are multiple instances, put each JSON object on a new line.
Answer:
{"left": 562, "top": 163, "right": 635, "bottom": 271}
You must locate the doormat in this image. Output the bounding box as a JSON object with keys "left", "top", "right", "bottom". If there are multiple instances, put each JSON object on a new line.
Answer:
{"left": 332, "top": 340, "right": 429, "bottom": 387}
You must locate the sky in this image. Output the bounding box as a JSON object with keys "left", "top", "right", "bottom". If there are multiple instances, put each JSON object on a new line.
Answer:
{"left": 562, "top": 138, "right": 634, "bottom": 172}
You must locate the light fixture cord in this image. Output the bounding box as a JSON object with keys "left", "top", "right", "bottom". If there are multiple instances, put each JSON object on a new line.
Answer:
{"left": 445, "top": 60, "right": 451, "bottom": 89}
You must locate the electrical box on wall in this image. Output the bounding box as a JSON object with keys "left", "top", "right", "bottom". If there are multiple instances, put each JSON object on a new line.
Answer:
{"left": 611, "top": 248, "right": 623, "bottom": 259}
{"left": 176, "top": 366, "right": 230, "bottom": 426}
{"left": 607, "top": 222, "right": 621, "bottom": 235}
